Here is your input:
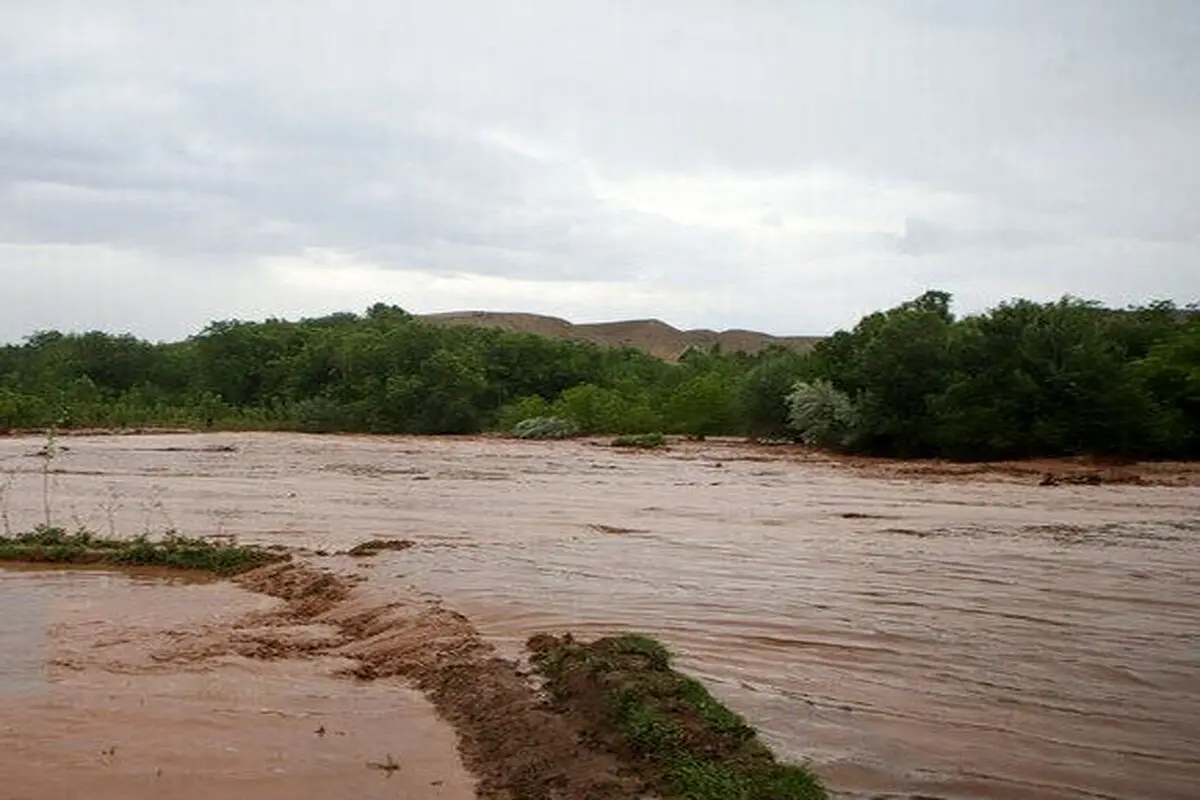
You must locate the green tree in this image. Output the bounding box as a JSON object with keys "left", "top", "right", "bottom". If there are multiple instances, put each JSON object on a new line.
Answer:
{"left": 736, "top": 352, "right": 812, "bottom": 439}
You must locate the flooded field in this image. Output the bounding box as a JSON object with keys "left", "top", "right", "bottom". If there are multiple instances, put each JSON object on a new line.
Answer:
{"left": 1, "top": 431, "right": 1198, "bottom": 799}
{"left": 0, "top": 565, "right": 474, "bottom": 800}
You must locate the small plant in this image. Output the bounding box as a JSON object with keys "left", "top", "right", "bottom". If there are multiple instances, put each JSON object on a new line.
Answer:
{"left": 102, "top": 483, "right": 122, "bottom": 538}
{"left": 611, "top": 432, "right": 666, "bottom": 449}
{"left": 39, "top": 424, "right": 62, "bottom": 527}
{"left": 511, "top": 416, "right": 580, "bottom": 440}
{"left": 142, "top": 483, "right": 175, "bottom": 534}
{"left": 0, "top": 468, "right": 12, "bottom": 536}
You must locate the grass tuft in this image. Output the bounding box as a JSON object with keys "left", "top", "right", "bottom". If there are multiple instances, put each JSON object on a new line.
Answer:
{"left": 528, "top": 633, "right": 828, "bottom": 800}
{"left": 0, "top": 525, "right": 287, "bottom": 576}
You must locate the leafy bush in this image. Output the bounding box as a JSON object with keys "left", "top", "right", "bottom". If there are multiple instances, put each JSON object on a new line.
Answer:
{"left": 512, "top": 416, "right": 580, "bottom": 439}
{"left": 736, "top": 353, "right": 812, "bottom": 440}
{"left": 496, "top": 395, "right": 553, "bottom": 431}
{"left": 551, "top": 384, "right": 662, "bottom": 434}
{"left": 786, "top": 380, "right": 858, "bottom": 448}
{"left": 661, "top": 373, "right": 738, "bottom": 437}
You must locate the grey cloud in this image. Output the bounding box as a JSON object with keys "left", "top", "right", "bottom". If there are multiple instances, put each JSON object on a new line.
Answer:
{"left": 0, "top": 0, "right": 1197, "bottom": 338}
{"left": 1, "top": 38, "right": 749, "bottom": 280}
{"left": 894, "top": 218, "right": 1061, "bottom": 257}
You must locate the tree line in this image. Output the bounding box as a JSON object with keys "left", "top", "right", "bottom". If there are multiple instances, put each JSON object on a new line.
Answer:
{"left": 0, "top": 293, "right": 1196, "bottom": 460}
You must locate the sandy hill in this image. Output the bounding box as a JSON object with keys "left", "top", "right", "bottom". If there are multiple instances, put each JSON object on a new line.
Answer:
{"left": 420, "top": 311, "right": 822, "bottom": 362}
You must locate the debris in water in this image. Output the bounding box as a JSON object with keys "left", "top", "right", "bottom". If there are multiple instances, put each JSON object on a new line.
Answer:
{"left": 367, "top": 754, "right": 402, "bottom": 775}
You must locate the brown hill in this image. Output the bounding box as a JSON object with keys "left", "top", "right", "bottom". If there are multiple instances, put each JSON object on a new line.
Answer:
{"left": 420, "top": 311, "right": 822, "bottom": 361}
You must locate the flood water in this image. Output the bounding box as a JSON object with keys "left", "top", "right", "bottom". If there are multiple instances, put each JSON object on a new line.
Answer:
{"left": 0, "top": 564, "right": 474, "bottom": 800}
{"left": 2, "top": 431, "right": 1198, "bottom": 799}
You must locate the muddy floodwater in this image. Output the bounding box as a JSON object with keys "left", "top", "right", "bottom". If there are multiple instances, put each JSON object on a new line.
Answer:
{"left": 1, "top": 431, "right": 1198, "bottom": 799}
{"left": 0, "top": 564, "right": 474, "bottom": 800}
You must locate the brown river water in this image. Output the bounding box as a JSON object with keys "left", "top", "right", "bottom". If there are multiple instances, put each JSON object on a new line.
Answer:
{"left": 1, "top": 431, "right": 1197, "bottom": 799}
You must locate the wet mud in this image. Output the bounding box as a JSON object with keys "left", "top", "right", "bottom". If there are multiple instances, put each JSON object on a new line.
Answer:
{"left": 1, "top": 431, "right": 1198, "bottom": 799}
{"left": 239, "top": 562, "right": 645, "bottom": 798}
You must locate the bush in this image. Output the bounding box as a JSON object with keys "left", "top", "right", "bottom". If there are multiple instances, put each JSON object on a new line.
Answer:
{"left": 611, "top": 432, "right": 667, "bottom": 449}
{"left": 736, "top": 354, "right": 812, "bottom": 440}
{"left": 512, "top": 416, "right": 580, "bottom": 439}
{"left": 786, "top": 380, "right": 858, "bottom": 449}
{"left": 496, "top": 395, "right": 553, "bottom": 431}
{"left": 551, "top": 384, "right": 662, "bottom": 434}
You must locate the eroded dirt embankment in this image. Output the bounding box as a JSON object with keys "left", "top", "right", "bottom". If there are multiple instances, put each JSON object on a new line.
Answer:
{"left": 1, "top": 559, "right": 662, "bottom": 800}
{"left": 234, "top": 561, "right": 647, "bottom": 799}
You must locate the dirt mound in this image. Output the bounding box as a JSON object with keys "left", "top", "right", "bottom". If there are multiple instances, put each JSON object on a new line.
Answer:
{"left": 234, "top": 562, "right": 644, "bottom": 799}
{"left": 237, "top": 560, "right": 350, "bottom": 615}
{"left": 422, "top": 311, "right": 821, "bottom": 361}
{"left": 346, "top": 538, "right": 416, "bottom": 556}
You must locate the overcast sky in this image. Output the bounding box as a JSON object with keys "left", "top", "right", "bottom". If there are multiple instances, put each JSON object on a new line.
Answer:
{"left": 2, "top": 0, "right": 1197, "bottom": 342}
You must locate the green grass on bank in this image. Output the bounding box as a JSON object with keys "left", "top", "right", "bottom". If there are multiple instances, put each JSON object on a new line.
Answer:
{"left": 529, "top": 633, "right": 828, "bottom": 800}
{"left": 0, "top": 526, "right": 287, "bottom": 576}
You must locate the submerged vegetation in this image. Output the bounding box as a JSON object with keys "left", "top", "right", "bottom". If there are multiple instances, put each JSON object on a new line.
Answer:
{"left": 0, "top": 526, "right": 287, "bottom": 575}
{"left": 529, "top": 633, "right": 827, "bottom": 800}
{"left": 0, "top": 293, "right": 1196, "bottom": 460}
{"left": 611, "top": 432, "right": 668, "bottom": 449}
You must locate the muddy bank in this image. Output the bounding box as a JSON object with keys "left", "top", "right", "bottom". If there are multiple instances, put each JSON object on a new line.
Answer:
{"left": 645, "top": 437, "right": 1200, "bottom": 487}
{"left": 529, "top": 633, "right": 825, "bottom": 799}
{"left": 4, "top": 557, "right": 783, "bottom": 800}
{"left": 236, "top": 562, "right": 654, "bottom": 798}
{"left": 1, "top": 431, "right": 1198, "bottom": 799}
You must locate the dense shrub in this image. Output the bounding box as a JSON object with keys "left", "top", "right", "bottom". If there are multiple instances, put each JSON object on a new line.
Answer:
{"left": 786, "top": 380, "right": 858, "bottom": 448}
{"left": 512, "top": 416, "right": 580, "bottom": 440}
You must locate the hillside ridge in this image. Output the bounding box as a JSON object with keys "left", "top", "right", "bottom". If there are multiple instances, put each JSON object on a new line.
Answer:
{"left": 420, "top": 311, "right": 821, "bottom": 361}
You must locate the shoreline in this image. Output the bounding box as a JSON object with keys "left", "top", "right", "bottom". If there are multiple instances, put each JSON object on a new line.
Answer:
{"left": 3, "top": 426, "right": 1197, "bottom": 487}
{"left": 1, "top": 551, "right": 829, "bottom": 799}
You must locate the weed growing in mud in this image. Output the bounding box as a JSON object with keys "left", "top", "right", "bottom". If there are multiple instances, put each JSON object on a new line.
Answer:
{"left": 0, "top": 468, "right": 12, "bottom": 536}
{"left": 102, "top": 483, "right": 122, "bottom": 538}
{"left": 529, "top": 633, "right": 828, "bottom": 800}
{"left": 141, "top": 484, "right": 175, "bottom": 534}
{"left": 39, "top": 425, "right": 61, "bottom": 527}
{"left": 0, "top": 526, "right": 287, "bottom": 575}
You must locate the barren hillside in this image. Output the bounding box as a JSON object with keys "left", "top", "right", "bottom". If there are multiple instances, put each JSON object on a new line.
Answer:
{"left": 420, "top": 311, "right": 822, "bottom": 361}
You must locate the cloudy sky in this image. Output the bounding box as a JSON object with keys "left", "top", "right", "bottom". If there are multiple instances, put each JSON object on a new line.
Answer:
{"left": 1, "top": 0, "right": 1197, "bottom": 342}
